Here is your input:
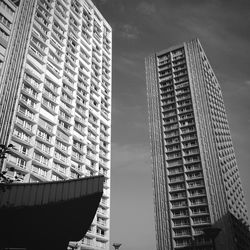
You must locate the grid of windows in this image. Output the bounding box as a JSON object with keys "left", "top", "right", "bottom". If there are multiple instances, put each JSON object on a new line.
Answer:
{"left": 3, "top": 0, "right": 112, "bottom": 249}
{"left": 146, "top": 39, "right": 249, "bottom": 250}
{"left": 157, "top": 47, "right": 212, "bottom": 249}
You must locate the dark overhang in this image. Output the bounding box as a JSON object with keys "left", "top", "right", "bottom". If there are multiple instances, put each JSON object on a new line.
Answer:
{"left": 0, "top": 175, "right": 104, "bottom": 250}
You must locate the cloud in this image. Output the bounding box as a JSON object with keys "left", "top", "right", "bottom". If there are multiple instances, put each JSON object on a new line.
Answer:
{"left": 99, "top": 0, "right": 108, "bottom": 4}
{"left": 119, "top": 24, "right": 140, "bottom": 40}
{"left": 137, "top": 2, "right": 156, "bottom": 15}
{"left": 112, "top": 143, "right": 151, "bottom": 171}
{"left": 245, "top": 80, "right": 250, "bottom": 86}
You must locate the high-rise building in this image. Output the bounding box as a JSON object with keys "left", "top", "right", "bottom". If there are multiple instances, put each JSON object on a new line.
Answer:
{"left": 145, "top": 39, "right": 250, "bottom": 250}
{"left": 0, "top": 0, "right": 19, "bottom": 78}
{"left": 0, "top": 0, "right": 112, "bottom": 249}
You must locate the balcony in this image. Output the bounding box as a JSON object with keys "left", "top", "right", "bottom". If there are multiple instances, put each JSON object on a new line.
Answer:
{"left": 32, "top": 155, "right": 49, "bottom": 169}
{"left": 187, "top": 181, "right": 204, "bottom": 189}
{"left": 7, "top": 155, "right": 28, "bottom": 172}
{"left": 192, "top": 217, "right": 210, "bottom": 225}
{"left": 185, "top": 164, "right": 201, "bottom": 172}
{"left": 164, "top": 124, "right": 179, "bottom": 132}
{"left": 48, "top": 52, "right": 63, "bottom": 69}
{"left": 162, "top": 105, "right": 176, "bottom": 113}
{"left": 80, "top": 51, "right": 90, "bottom": 65}
{"left": 178, "top": 108, "right": 193, "bottom": 115}
{"left": 181, "top": 127, "right": 196, "bottom": 135}
{"left": 87, "top": 143, "right": 97, "bottom": 152}
{"left": 86, "top": 152, "right": 97, "bottom": 161}
{"left": 173, "top": 230, "right": 191, "bottom": 238}
{"left": 35, "top": 14, "right": 50, "bottom": 31}
{"left": 34, "top": 20, "right": 49, "bottom": 38}
{"left": 29, "top": 45, "right": 45, "bottom": 64}
{"left": 176, "top": 94, "right": 191, "bottom": 101}
{"left": 63, "top": 76, "right": 75, "bottom": 89}
{"left": 20, "top": 94, "right": 38, "bottom": 111}
{"left": 58, "top": 122, "right": 71, "bottom": 136}
{"left": 176, "top": 88, "right": 190, "bottom": 96}
{"left": 22, "top": 85, "right": 38, "bottom": 101}
{"left": 172, "top": 210, "right": 189, "bottom": 218}
{"left": 168, "top": 168, "right": 183, "bottom": 176}
{"left": 47, "top": 62, "right": 61, "bottom": 78}
{"left": 186, "top": 172, "right": 203, "bottom": 180}
{"left": 171, "top": 193, "right": 187, "bottom": 200}
{"left": 72, "top": 142, "right": 84, "bottom": 154}
{"left": 172, "top": 59, "right": 186, "bottom": 67}
{"left": 43, "top": 88, "right": 57, "bottom": 103}
{"left": 183, "top": 149, "right": 200, "bottom": 157}
{"left": 164, "top": 131, "right": 179, "bottom": 139}
{"left": 41, "top": 98, "right": 56, "bottom": 115}
{"left": 169, "top": 184, "right": 185, "bottom": 193}
{"left": 55, "top": 4, "right": 67, "bottom": 21}
{"left": 56, "top": 130, "right": 70, "bottom": 144}
{"left": 180, "top": 113, "right": 194, "bottom": 121}
{"left": 184, "top": 156, "right": 200, "bottom": 165}
{"left": 74, "top": 121, "right": 86, "bottom": 136}
{"left": 54, "top": 152, "right": 68, "bottom": 166}
{"left": 189, "top": 190, "right": 206, "bottom": 197}
{"left": 31, "top": 36, "right": 46, "bottom": 54}
{"left": 167, "top": 159, "right": 183, "bottom": 168}
{"left": 173, "top": 64, "right": 187, "bottom": 72}
{"left": 172, "top": 218, "right": 189, "bottom": 227}
{"left": 52, "top": 163, "right": 67, "bottom": 176}
{"left": 60, "top": 102, "right": 72, "bottom": 116}
{"left": 175, "top": 81, "right": 189, "bottom": 90}
{"left": 32, "top": 27, "right": 48, "bottom": 45}
{"left": 53, "top": 20, "right": 66, "bottom": 36}
{"left": 99, "top": 159, "right": 108, "bottom": 170}
{"left": 174, "top": 76, "right": 189, "bottom": 86}
{"left": 44, "top": 79, "right": 59, "bottom": 96}
{"left": 24, "top": 73, "right": 41, "bottom": 91}
{"left": 97, "top": 205, "right": 108, "bottom": 215}
{"left": 61, "top": 95, "right": 74, "bottom": 108}
{"left": 39, "top": 119, "right": 54, "bottom": 134}
{"left": 71, "top": 152, "right": 84, "bottom": 164}
{"left": 50, "top": 37, "right": 64, "bottom": 53}
{"left": 181, "top": 134, "right": 197, "bottom": 142}
{"left": 191, "top": 208, "right": 209, "bottom": 216}
{"left": 167, "top": 152, "right": 182, "bottom": 161}
{"left": 177, "top": 99, "right": 192, "bottom": 107}
{"left": 17, "top": 106, "right": 35, "bottom": 123}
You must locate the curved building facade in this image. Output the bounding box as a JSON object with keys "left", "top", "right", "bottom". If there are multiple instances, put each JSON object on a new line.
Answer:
{"left": 0, "top": 176, "right": 104, "bottom": 250}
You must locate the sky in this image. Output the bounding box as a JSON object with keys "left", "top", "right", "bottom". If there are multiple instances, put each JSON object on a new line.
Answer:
{"left": 92, "top": 1, "right": 250, "bottom": 250}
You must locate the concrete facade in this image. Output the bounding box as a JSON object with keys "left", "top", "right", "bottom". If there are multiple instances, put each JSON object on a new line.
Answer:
{"left": 0, "top": 0, "right": 112, "bottom": 249}
{"left": 145, "top": 39, "right": 249, "bottom": 250}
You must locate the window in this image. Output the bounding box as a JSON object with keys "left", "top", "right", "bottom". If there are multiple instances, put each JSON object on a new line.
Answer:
{"left": 36, "top": 141, "right": 50, "bottom": 154}
{"left": 31, "top": 165, "right": 47, "bottom": 177}
{"left": 13, "top": 129, "right": 31, "bottom": 142}
{"left": 56, "top": 140, "right": 68, "bottom": 152}
{"left": 0, "top": 27, "right": 8, "bottom": 41}
{"left": 42, "top": 97, "right": 56, "bottom": 111}
{"left": 54, "top": 150, "right": 67, "bottom": 163}
{"left": 16, "top": 116, "right": 32, "bottom": 131}
{"left": 37, "top": 129, "right": 51, "bottom": 142}
{"left": 12, "top": 141, "right": 28, "bottom": 155}
{"left": 33, "top": 152, "right": 49, "bottom": 166}
{"left": 8, "top": 155, "right": 26, "bottom": 166}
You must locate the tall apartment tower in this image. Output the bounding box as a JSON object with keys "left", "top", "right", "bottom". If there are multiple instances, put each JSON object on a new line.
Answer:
{"left": 0, "top": 0, "right": 112, "bottom": 249}
{"left": 145, "top": 39, "right": 250, "bottom": 250}
{"left": 0, "top": 0, "right": 19, "bottom": 77}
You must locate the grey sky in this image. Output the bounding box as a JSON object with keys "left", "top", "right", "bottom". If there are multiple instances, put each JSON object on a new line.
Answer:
{"left": 92, "top": 0, "right": 250, "bottom": 249}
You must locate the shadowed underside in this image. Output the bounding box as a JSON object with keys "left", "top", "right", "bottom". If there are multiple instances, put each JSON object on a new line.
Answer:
{"left": 0, "top": 176, "right": 104, "bottom": 250}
